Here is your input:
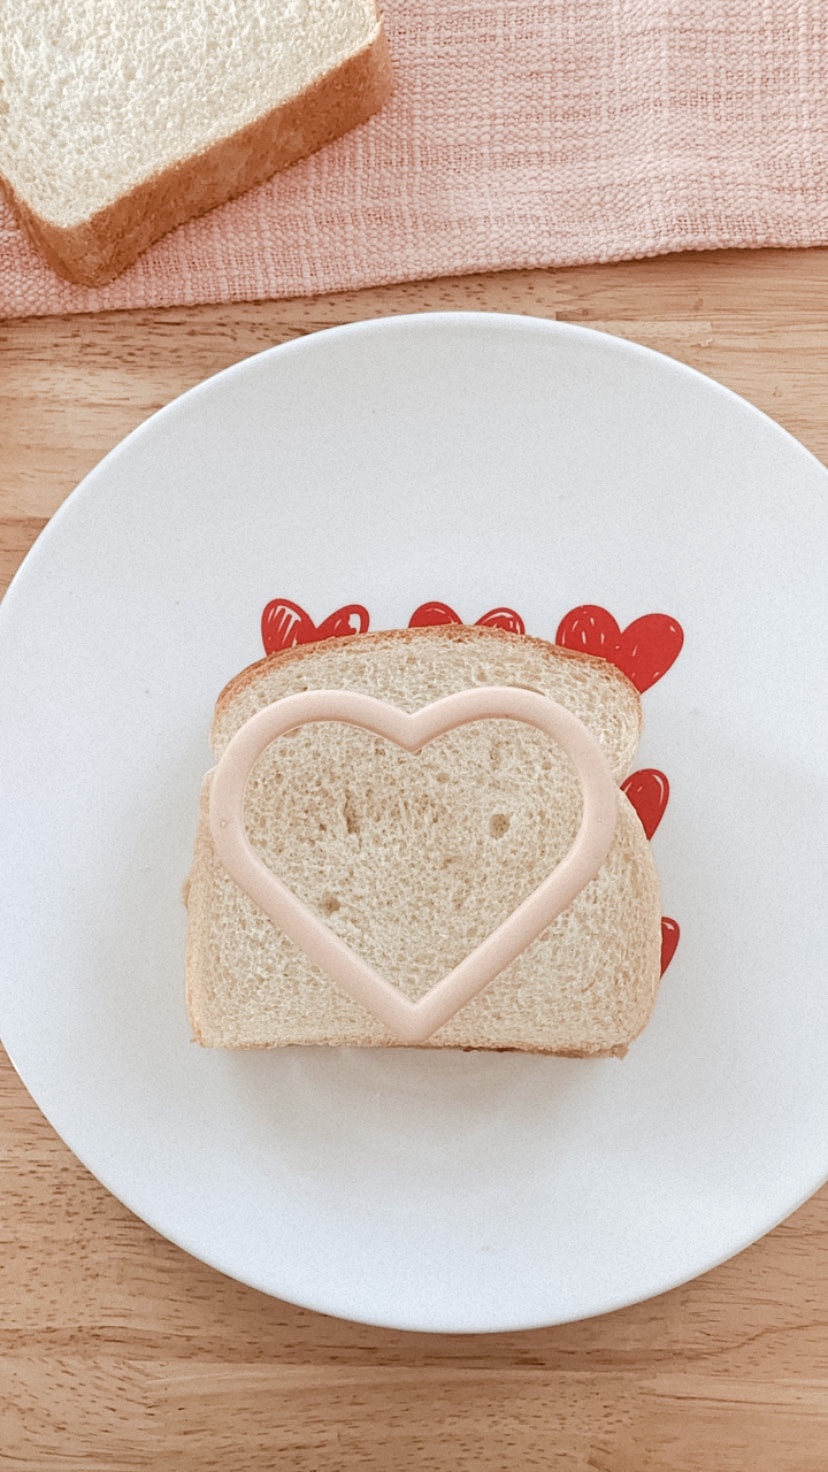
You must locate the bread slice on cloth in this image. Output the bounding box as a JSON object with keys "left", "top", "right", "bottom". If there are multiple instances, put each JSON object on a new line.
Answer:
{"left": 186, "top": 625, "right": 663, "bottom": 1054}
{"left": 0, "top": 1, "right": 392, "bottom": 285}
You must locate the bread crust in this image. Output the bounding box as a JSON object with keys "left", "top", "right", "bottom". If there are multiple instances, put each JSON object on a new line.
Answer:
{"left": 213, "top": 623, "right": 643, "bottom": 746}
{"left": 2, "top": 22, "right": 392, "bottom": 287}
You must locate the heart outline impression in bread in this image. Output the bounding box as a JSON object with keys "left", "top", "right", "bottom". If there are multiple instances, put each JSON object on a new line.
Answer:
{"left": 208, "top": 687, "right": 618, "bottom": 1045}
{"left": 185, "top": 625, "right": 665, "bottom": 1054}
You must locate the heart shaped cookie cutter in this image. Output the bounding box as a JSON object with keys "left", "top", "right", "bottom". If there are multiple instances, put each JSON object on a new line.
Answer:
{"left": 208, "top": 686, "right": 618, "bottom": 1044}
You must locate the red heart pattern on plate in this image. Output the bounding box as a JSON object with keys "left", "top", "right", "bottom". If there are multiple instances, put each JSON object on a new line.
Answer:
{"left": 555, "top": 605, "right": 683, "bottom": 692}
{"left": 660, "top": 918, "right": 680, "bottom": 975}
{"left": 621, "top": 769, "right": 670, "bottom": 840}
{"left": 408, "top": 602, "right": 526, "bottom": 634}
{"left": 261, "top": 599, "right": 370, "bottom": 655}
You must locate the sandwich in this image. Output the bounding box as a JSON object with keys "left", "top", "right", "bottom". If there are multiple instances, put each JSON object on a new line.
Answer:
{"left": 185, "top": 624, "right": 664, "bottom": 1054}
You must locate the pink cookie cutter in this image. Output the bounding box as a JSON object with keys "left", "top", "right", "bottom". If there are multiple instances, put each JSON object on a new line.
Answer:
{"left": 208, "top": 686, "right": 618, "bottom": 1044}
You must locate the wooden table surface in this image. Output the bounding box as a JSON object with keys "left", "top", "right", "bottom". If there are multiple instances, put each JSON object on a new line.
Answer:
{"left": 2, "top": 250, "right": 828, "bottom": 1470}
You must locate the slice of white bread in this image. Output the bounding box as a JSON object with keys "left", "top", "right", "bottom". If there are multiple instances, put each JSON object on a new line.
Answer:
{"left": 0, "top": 1, "right": 391, "bottom": 286}
{"left": 186, "top": 625, "right": 663, "bottom": 1054}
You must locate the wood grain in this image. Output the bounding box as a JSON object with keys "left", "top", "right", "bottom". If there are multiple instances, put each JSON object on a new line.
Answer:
{"left": 2, "top": 248, "right": 828, "bottom": 1468}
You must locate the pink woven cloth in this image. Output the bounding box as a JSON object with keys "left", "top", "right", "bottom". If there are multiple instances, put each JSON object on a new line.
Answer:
{"left": 3, "top": 0, "right": 828, "bottom": 318}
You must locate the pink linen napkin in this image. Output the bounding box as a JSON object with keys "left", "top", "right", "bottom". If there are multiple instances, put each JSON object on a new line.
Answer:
{"left": 2, "top": 0, "right": 828, "bottom": 318}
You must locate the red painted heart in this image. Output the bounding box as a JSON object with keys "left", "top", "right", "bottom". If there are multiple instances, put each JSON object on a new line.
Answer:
{"left": 660, "top": 917, "right": 680, "bottom": 975}
{"left": 261, "top": 599, "right": 370, "bottom": 655}
{"left": 621, "top": 769, "right": 670, "bottom": 840}
{"left": 408, "top": 602, "right": 525, "bottom": 634}
{"left": 555, "top": 606, "right": 683, "bottom": 692}
{"left": 408, "top": 601, "right": 461, "bottom": 627}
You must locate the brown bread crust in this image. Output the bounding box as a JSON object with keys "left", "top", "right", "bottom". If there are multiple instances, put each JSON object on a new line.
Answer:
{"left": 214, "top": 623, "right": 643, "bottom": 741}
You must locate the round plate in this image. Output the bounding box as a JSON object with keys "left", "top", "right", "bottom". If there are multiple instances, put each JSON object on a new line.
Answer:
{"left": 1, "top": 313, "right": 827, "bottom": 1333}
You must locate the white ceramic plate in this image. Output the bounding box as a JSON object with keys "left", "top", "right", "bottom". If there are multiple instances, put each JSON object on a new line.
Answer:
{"left": 1, "top": 313, "right": 827, "bottom": 1334}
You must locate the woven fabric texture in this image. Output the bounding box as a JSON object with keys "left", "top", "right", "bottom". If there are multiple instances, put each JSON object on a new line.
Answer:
{"left": 2, "top": 0, "right": 828, "bottom": 317}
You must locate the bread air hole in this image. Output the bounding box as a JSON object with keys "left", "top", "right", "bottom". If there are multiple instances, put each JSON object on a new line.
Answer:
{"left": 489, "top": 812, "right": 510, "bottom": 838}
{"left": 319, "top": 892, "right": 341, "bottom": 917}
